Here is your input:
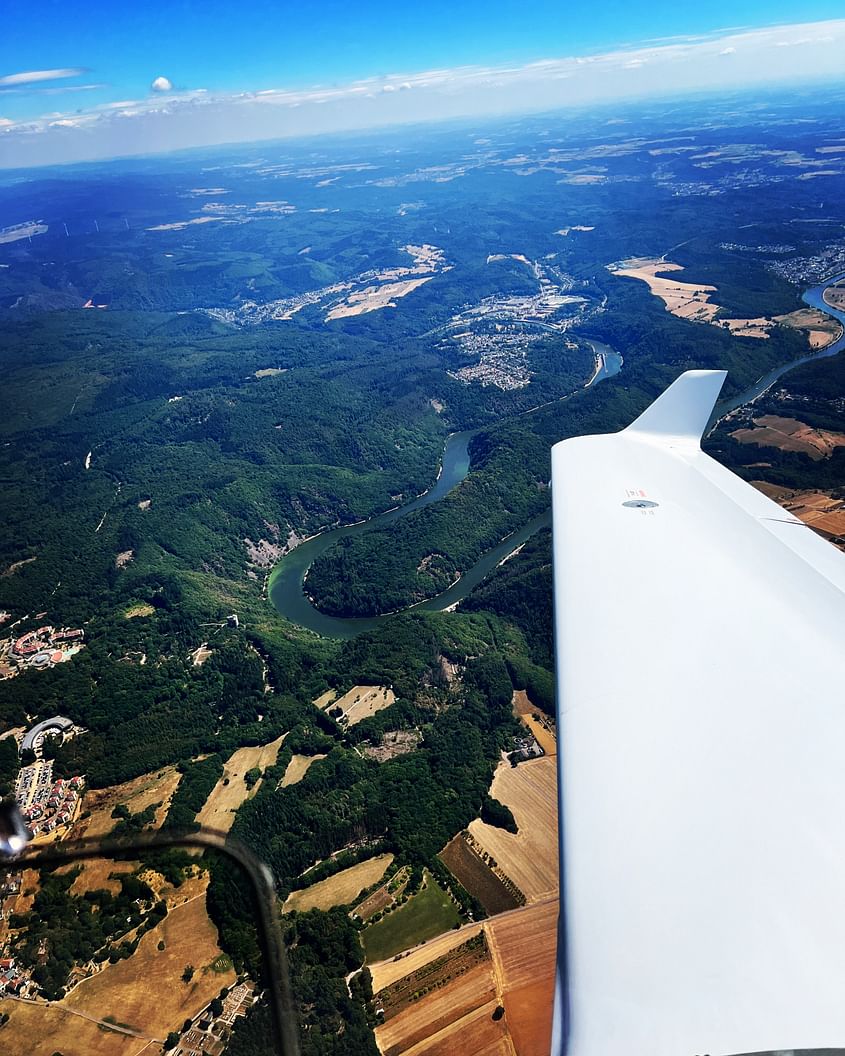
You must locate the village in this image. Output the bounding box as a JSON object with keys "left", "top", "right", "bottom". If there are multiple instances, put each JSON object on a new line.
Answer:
{"left": 0, "top": 623, "right": 85, "bottom": 680}
{"left": 0, "top": 712, "right": 87, "bottom": 1001}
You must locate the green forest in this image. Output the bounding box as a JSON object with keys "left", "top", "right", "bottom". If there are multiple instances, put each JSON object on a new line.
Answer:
{"left": 1, "top": 94, "right": 844, "bottom": 1055}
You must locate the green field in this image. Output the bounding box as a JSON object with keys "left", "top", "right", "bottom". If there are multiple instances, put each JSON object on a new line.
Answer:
{"left": 362, "top": 871, "right": 460, "bottom": 963}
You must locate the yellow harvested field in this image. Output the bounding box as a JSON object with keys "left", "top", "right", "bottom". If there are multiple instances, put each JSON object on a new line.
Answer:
{"left": 195, "top": 734, "right": 286, "bottom": 832}
{"left": 325, "top": 277, "right": 433, "bottom": 320}
{"left": 0, "top": 998, "right": 140, "bottom": 1056}
{"left": 280, "top": 753, "right": 326, "bottom": 787}
{"left": 283, "top": 853, "right": 393, "bottom": 913}
{"left": 468, "top": 757, "right": 558, "bottom": 904}
{"left": 718, "top": 316, "right": 772, "bottom": 339}
{"left": 69, "top": 858, "right": 136, "bottom": 897}
{"left": 610, "top": 258, "right": 719, "bottom": 322}
{"left": 752, "top": 483, "right": 845, "bottom": 543}
{"left": 370, "top": 922, "right": 484, "bottom": 992}
{"left": 375, "top": 961, "right": 501, "bottom": 1056}
{"left": 512, "top": 691, "right": 556, "bottom": 757}
{"left": 73, "top": 767, "right": 181, "bottom": 841}
{"left": 731, "top": 415, "right": 845, "bottom": 461}
{"left": 313, "top": 689, "right": 338, "bottom": 709}
{"left": 823, "top": 285, "right": 845, "bottom": 311}
{"left": 64, "top": 886, "right": 235, "bottom": 1039}
{"left": 332, "top": 684, "right": 396, "bottom": 726}
{"left": 123, "top": 603, "right": 154, "bottom": 618}
{"left": 373, "top": 900, "right": 559, "bottom": 1056}
{"left": 775, "top": 307, "right": 841, "bottom": 348}
{"left": 488, "top": 899, "right": 558, "bottom": 1056}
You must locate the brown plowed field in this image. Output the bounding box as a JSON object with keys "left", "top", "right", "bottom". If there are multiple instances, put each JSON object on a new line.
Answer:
{"left": 731, "top": 415, "right": 845, "bottom": 461}
{"left": 386, "top": 1000, "right": 512, "bottom": 1056}
{"left": 355, "top": 866, "right": 409, "bottom": 922}
{"left": 373, "top": 899, "right": 559, "bottom": 1055}
{"left": 752, "top": 483, "right": 845, "bottom": 544}
{"left": 468, "top": 757, "right": 558, "bottom": 904}
{"left": 439, "top": 835, "right": 520, "bottom": 916}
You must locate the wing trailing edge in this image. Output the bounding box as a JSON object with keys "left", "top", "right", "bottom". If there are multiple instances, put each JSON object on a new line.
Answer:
{"left": 550, "top": 370, "right": 845, "bottom": 1056}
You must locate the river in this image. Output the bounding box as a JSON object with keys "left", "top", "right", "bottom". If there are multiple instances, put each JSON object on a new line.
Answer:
{"left": 268, "top": 340, "right": 620, "bottom": 637}
{"left": 270, "top": 275, "right": 843, "bottom": 639}
{"left": 708, "top": 272, "right": 845, "bottom": 426}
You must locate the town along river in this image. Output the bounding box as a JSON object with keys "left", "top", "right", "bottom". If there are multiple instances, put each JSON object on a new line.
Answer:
{"left": 268, "top": 341, "right": 622, "bottom": 639}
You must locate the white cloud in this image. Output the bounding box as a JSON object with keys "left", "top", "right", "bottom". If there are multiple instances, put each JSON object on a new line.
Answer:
{"left": 0, "top": 67, "right": 86, "bottom": 87}
{"left": 4, "top": 18, "right": 845, "bottom": 167}
{"left": 0, "top": 117, "right": 13, "bottom": 128}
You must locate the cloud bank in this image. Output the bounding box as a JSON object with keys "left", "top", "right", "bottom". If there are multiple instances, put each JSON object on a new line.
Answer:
{"left": 1, "top": 19, "right": 844, "bottom": 168}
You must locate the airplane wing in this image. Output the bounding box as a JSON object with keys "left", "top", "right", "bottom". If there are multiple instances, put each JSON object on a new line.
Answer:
{"left": 550, "top": 370, "right": 845, "bottom": 1056}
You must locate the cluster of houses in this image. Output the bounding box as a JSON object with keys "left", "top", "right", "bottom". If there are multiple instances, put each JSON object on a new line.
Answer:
{"left": 0, "top": 955, "right": 31, "bottom": 999}
{"left": 172, "top": 981, "right": 258, "bottom": 1056}
{"left": 0, "top": 873, "right": 36, "bottom": 1001}
{"left": 16, "top": 766, "right": 84, "bottom": 837}
{"left": 0, "top": 625, "right": 84, "bottom": 680}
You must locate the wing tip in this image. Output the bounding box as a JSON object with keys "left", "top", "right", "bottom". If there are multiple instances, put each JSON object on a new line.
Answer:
{"left": 625, "top": 369, "right": 727, "bottom": 443}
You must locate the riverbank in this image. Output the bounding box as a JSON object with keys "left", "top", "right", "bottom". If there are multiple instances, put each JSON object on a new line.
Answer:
{"left": 268, "top": 346, "right": 618, "bottom": 638}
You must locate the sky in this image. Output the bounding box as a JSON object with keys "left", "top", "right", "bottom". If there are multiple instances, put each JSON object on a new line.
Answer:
{"left": 2, "top": 1, "right": 845, "bottom": 168}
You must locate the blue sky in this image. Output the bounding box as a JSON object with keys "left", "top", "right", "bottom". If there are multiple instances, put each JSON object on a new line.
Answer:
{"left": 2, "top": 2, "right": 845, "bottom": 167}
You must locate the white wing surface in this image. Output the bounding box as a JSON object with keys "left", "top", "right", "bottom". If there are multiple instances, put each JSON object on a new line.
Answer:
{"left": 550, "top": 370, "right": 845, "bottom": 1056}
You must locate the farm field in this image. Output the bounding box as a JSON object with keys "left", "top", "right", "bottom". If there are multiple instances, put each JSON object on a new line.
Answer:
{"left": 487, "top": 898, "right": 558, "bottom": 1056}
{"left": 377, "top": 932, "right": 490, "bottom": 1021}
{"left": 363, "top": 871, "right": 460, "bottom": 963}
{"left": 610, "top": 258, "right": 719, "bottom": 322}
{"left": 369, "top": 921, "right": 484, "bottom": 992}
{"left": 195, "top": 733, "right": 286, "bottom": 832}
{"left": 62, "top": 883, "right": 236, "bottom": 1041}
{"left": 69, "top": 858, "right": 136, "bottom": 897}
{"left": 372, "top": 898, "right": 558, "bottom": 1056}
{"left": 280, "top": 752, "right": 326, "bottom": 787}
{"left": 374, "top": 960, "right": 501, "bottom": 1056}
{"left": 751, "top": 482, "right": 845, "bottom": 543}
{"left": 331, "top": 685, "right": 396, "bottom": 726}
{"left": 72, "top": 766, "right": 181, "bottom": 840}
{"left": 283, "top": 853, "right": 394, "bottom": 914}
{"left": 354, "top": 866, "right": 410, "bottom": 922}
{"left": 468, "top": 757, "right": 558, "bottom": 904}
{"left": 439, "top": 834, "right": 521, "bottom": 916}
{"left": 0, "top": 998, "right": 141, "bottom": 1056}
{"left": 730, "top": 415, "right": 845, "bottom": 461}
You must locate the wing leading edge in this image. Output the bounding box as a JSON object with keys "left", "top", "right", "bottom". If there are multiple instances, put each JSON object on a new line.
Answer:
{"left": 550, "top": 370, "right": 845, "bottom": 1056}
